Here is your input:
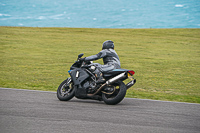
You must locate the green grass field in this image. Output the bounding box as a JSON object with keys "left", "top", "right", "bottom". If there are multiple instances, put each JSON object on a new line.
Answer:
{"left": 0, "top": 27, "right": 200, "bottom": 103}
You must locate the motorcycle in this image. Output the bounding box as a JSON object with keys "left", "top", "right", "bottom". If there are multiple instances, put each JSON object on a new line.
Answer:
{"left": 57, "top": 53, "right": 136, "bottom": 105}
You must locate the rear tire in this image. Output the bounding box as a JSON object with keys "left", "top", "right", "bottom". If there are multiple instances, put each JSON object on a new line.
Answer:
{"left": 102, "top": 80, "right": 127, "bottom": 105}
{"left": 57, "top": 78, "right": 75, "bottom": 101}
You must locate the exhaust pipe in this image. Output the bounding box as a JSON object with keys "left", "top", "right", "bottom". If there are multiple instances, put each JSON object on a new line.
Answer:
{"left": 87, "top": 72, "right": 126, "bottom": 97}
{"left": 106, "top": 72, "right": 126, "bottom": 85}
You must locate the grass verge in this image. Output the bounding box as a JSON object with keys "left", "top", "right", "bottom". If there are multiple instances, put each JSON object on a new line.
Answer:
{"left": 0, "top": 27, "right": 200, "bottom": 103}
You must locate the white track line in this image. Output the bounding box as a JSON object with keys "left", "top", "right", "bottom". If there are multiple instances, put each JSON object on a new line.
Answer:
{"left": 0, "top": 87, "right": 199, "bottom": 105}
{"left": 0, "top": 87, "right": 56, "bottom": 93}
{"left": 125, "top": 97, "right": 200, "bottom": 105}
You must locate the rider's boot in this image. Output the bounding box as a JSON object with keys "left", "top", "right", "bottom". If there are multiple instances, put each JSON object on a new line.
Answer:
{"left": 96, "top": 72, "right": 105, "bottom": 84}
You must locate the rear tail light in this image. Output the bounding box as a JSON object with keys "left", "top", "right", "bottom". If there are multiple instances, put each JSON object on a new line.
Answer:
{"left": 128, "top": 70, "right": 135, "bottom": 76}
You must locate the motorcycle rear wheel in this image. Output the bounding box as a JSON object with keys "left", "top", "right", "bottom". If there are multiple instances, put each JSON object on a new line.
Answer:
{"left": 102, "top": 80, "right": 127, "bottom": 105}
{"left": 57, "top": 78, "right": 75, "bottom": 101}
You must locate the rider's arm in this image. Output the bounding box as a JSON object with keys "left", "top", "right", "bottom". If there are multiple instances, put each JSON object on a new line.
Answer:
{"left": 85, "top": 50, "right": 107, "bottom": 62}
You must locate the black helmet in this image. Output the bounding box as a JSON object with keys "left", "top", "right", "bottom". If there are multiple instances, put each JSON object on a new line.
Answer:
{"left": 102, "top": 40, "right": 114, "bottom": 50}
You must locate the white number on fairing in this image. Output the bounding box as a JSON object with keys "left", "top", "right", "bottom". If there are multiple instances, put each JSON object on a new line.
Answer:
{"left": 76, "top": 71, "right": 79, "bottom": 78}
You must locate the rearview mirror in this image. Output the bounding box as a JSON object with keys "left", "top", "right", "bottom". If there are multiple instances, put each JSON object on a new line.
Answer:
{"left": 78, "top": 53, "right": 84, "bottom": 58}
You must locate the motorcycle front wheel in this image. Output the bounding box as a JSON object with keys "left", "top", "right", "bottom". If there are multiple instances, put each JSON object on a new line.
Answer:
{"left": 57, "top": 78, "right": 75, "bottom": 101}
{"left": 102, "top": 80, "right": 127, "bottom": 105}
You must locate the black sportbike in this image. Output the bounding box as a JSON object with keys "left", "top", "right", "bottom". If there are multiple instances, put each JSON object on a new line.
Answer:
{"left": 57, "top": 53, "right": 136, "bottom": 105}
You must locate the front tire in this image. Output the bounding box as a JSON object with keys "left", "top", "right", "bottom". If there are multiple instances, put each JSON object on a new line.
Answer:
{"left": 57, "top": 78, "right": 75, "bottom": 101}
{"left": 102, "top": 80, "right": 127, "bottom": 105}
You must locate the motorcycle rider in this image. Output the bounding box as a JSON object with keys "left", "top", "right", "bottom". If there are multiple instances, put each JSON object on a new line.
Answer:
{"left": 80, "top": 40, "right": 121, "bottom": 83}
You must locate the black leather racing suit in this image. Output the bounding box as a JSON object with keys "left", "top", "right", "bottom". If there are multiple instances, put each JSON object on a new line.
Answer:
{"left": 85, "top": 48, "right": 121, "bottom": 72}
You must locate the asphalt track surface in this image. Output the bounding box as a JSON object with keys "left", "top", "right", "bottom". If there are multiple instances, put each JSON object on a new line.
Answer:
{"left": 0, "top": 88, "right": 199, "bottom": 133}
